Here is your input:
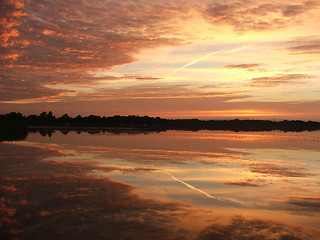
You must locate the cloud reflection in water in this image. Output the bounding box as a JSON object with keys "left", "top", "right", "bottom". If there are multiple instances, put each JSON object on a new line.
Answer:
{"left": 1, "top": 130, "right": 320, "bottom": 239}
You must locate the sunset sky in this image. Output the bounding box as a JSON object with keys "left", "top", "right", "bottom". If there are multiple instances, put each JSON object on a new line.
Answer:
{"left": 1, "top": 0, "right": 320, "bottom": 120}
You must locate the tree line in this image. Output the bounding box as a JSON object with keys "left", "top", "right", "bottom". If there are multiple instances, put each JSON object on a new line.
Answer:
{"left": 1, "top": 111, "right": 320, "bottom": 132}
{"left": 0, "top": 112, "right": 166, "bottom": 129}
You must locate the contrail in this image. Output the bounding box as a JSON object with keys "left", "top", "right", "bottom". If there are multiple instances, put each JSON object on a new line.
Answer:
{"left": 169, "top": 51, "right": 219, "bottom": 75}
{"left": 167, "top": 172, "right": 222, "bottom": 201}
{"left": 166, "top": 172, "right": 245, "bottom": 206}
{"left": 168, "top": 47, "right": 246, "bottom": 76}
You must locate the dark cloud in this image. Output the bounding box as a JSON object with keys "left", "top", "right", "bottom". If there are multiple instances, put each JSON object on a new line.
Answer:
{"left": 249, "top": 74, "right": 314, "bottom": 87}
{"left": 204, "top": 1, "right": 320, "bottom": 32}
{"left": 280, "top": 185, "right": 320, "bottom": 193}
{"left": 222, "top": 64, "right": 262, "bottom": 69}
{"left": 283, "top": 38, "right": 320, "bottom": 55}
{"left": 286, "top": 195, "right": 320, "bottom": 212}
{"left": 131, "top": 77, "right": 163, "bottom": 81}
{"left": 196, "top": 216, "right": 319, "bottom": 240}
{"left": 283, "top": 4, "right": 307, "bottom": 17}
{"left": 220, "top": 178, "right": 268, "bottom": 187}
{"left": 248, "top": 163, "right": 312, "bottom": 177}
{"left": 268, "top": 195, "right": 320, "bottom": 214}
{"left": 0, "top": 85, "right": 69, "bottom": 102}
{"left": 0, "top": 68, "right": 85, "bottom": 101}
{"left": 98, "top": 74, "right": 163, "bottom": 81}
{"left": 220, "top": 181, "right": 260, "bottom": 187}
{"left": 282, "top": 1, "right": 320, "bottom": 17}
{"left": 0, "top": 73, "right": 73, "bottom": 101}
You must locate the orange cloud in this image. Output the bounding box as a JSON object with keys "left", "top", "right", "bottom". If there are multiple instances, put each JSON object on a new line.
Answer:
{"left": 7, "top": 0, "right": 24, "bottom": 9}
{"left": 0, "top": 0, "right": 26, "bottom": 47}
{"left": 41, "top": 29, "right": 55, "bottom": 35}
{"left": 1, "top": 0, "right": 190, "bottom": 102}
{"left": 0, "top": 53, "right": 20, "bottom": 60}
{"left": 5, "top": 0, "right": 186, "bottom": 70}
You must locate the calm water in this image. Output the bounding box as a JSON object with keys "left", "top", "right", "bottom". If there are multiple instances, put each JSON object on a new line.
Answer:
{"left": 1, "top": 130, "right": 320, "bottom": 239}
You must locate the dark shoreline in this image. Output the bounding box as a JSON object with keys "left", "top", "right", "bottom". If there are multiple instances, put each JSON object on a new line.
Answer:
{"left": 26, "top": 119, "right": 320, "bottom": 133}
{"left": 1, "top": 112, "right": 320, "bottom": 142}
{"left": 27, "top": 126, "right": 143, "bottom": 131}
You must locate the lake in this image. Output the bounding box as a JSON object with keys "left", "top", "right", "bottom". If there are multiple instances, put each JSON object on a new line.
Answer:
{"left": 1, "top": 130, "right": 320, "bottom": 239}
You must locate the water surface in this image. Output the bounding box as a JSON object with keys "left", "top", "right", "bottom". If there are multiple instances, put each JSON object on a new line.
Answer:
{"left": 1, "top": 130, "right": 320, "bottom": 239}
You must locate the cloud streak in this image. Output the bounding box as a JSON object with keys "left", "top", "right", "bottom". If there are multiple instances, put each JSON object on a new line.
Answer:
{"left": 248, "top": 163, "right": 313, "bottom": 177}
{"left": 249, "top": 74, "right": 314, "bottom": 87}
{"left": 268, "top": 195, "right": 320, "bottom": 213}
{"left": 222, "top": 64, "right": 262, "bottom": 69}
{"left": 283, "top": 37, "right": 320, "bottom": 55}
{"left": 220, "top": 181, "right": 261, "bottom": 187}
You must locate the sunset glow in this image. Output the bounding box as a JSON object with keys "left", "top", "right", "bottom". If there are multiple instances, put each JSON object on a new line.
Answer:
{"left": 1, "top": 0, "right": 320, "bottom": 119}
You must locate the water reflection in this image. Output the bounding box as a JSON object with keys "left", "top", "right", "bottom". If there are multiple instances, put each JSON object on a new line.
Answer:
{"left": 1, "top": 130, "right": 320, "bottom": 239}
{"left": 0, "top": 143, "right": 191, "bottom": 239}
{"left": 29, "top": 128, "right": 164, "bottom": 137}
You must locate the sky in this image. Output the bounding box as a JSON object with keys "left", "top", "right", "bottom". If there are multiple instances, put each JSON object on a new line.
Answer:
{"left": 1, "top": 0, "right": 320, "bottom": 120}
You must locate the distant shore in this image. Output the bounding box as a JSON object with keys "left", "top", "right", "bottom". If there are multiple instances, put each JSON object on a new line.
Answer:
{"left": 27, "top": 126, "right": 142, "bottom": 131}
{"left": 1, "top": 112, "right": 320, "bottom": 139}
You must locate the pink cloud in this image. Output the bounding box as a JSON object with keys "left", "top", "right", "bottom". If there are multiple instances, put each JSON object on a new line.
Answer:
{"left": 1, "top": 0, "right": 189, "bottom": 101}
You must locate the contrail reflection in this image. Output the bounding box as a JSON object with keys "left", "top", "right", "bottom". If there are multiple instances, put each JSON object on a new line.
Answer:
{"left": 168, "top": 172, "right": 219, "bottom": 200}
{"left": 166, "top": 172, "right": 245, "bottom": 206}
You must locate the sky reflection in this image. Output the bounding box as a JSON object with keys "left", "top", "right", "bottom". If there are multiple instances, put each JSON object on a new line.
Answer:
{"left": 1, "top": 130, "right": 320, "bottom": 239}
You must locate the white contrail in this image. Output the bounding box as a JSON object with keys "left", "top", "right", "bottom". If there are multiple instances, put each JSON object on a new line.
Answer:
{"left": 168, "top": 47, "right": 246, "bottom": 76}
{"left": 166, "top": 172, "right": 245, "bottom": 206}
{"left": 167, "top": 172, "right": 222, "bottom": 201}
{"left": 169, "top": 51, "right": 219, "bottom": 75}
